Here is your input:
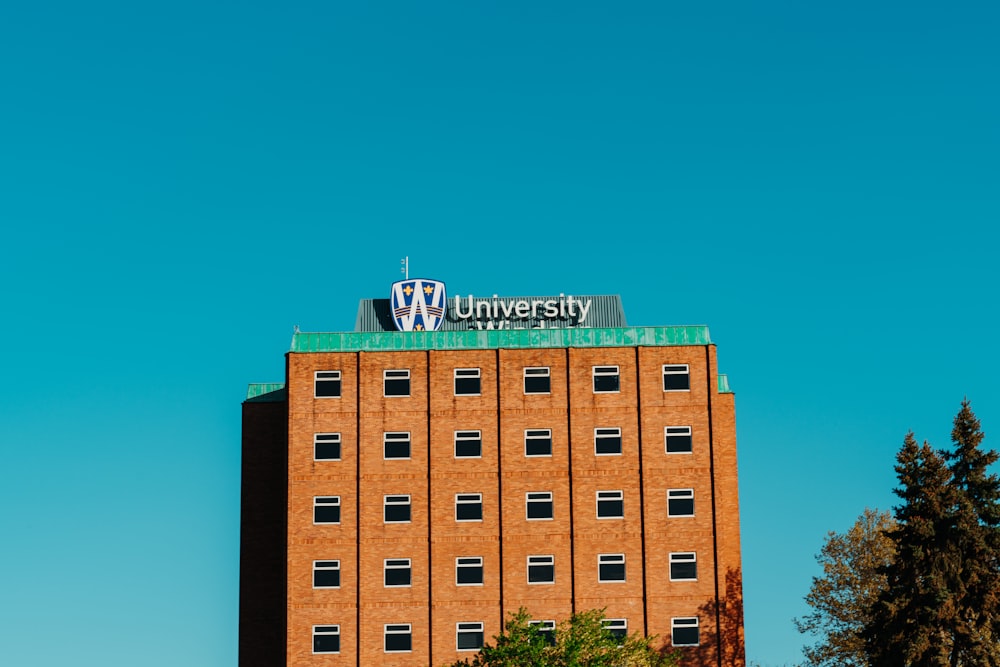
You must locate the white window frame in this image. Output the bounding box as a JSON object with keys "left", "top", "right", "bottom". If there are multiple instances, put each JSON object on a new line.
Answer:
{"left": 603, "top": 618, "right": 627, "bottom": 645}
{"left": 455, "top": 493, "right": 484, "bottom": 522}
{"left": 383, "top": 495, "right": 411, "bottom": 523}
{"left": 313, "top": 496, "right": 341, "bottom": 525}
{"left": 665, "top": 426, "right": 693, "bottom": 454}
{"left": 669, "top": 552, "right": 698, "bottom": 581}
{"left": 524, "top": 428, "right": 553, "bottom": 458}
{"left": 455, "top": 556, "right": 484, "bottom": 586}
{"left": 384, "top": 623, "right": 413, "bottom": 653}
{"left": 668, "top": 489, "right": 695, "bottom": 517}
{"left": 314, "top": 370, "right": 342, "bottom": 398}
{"left": 313, "top": 433, "right": 341, "bottom": 461}
{"left": 594, "top": 427, "right": 623, "bottom": 456}
{"left": 453, "top": 368, "right": 482, "bottom": 396}
{"left": 383, "top": 369, "right": 411, "bottom": 397}
{"left": 312, "top": 624, "right": 341, "bottom": 654}
{"left": 671, "top": 617, "right": 700, "bottom": 647}
{"left": 523, "top": 366, "right": 551, "bottom": 394}
{"left": 454, "top": 430, "right": 483, "bottom": 459}
{"left": 596, "top": 490, "right": 624, "bottom": 519}
{"left": 384, "top": 558, "right": 412, "bottom": 588}
{"left": 312, "top": 560, "right": 341, "bottom": 589}
{"left": 383, "top": 431, "right": 411, "bottom": 460}
{"left": 662, "top": 364, "right": 691, "bottom": 392}
{"left": 530, "top": 619, "right": 556, "bottom": 644}
{"left": 592, "top": 365, "right": 621, "bottom": 393}
{"left": 527, "top": 554, "right": 555, "bottom": 584}
{"left": 456, "top": 622, "right": 485, "bottom": 651}
{"left": 525, "top": 491, "right": 554, "bottom": 520}
{"left": 598, "top": 553, "right": 626, "bottom": 583}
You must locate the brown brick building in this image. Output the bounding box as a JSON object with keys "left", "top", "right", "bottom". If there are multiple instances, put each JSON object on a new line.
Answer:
{"left": 240, "top": 289, "right": 744, "bottom": 666}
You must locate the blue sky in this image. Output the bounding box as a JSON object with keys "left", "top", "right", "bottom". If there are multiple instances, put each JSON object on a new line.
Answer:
{"left": 1, "top": 2, "right": 997, "bottom": 665}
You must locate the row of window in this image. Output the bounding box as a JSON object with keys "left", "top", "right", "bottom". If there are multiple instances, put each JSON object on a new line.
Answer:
{"left": 312, "top": 489, "right": 695, "bottom": 524}
{"left": 313, "top": 426, "right": 694, "bottom": 460}
{"left": 314, "top": 364, "right": 692, "bottom": 398}
{"left": 311, "top": 617, "right": 700, "bottom": 654}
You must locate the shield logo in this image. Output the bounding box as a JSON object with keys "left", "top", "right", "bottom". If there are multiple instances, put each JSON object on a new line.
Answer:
{"left": 390, "top": 279, "right": 447, "bottom": 332}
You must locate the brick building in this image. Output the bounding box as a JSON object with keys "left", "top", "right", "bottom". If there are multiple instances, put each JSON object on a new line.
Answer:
{"left": 240, "top": 286, "right": 744, "bottom": 666}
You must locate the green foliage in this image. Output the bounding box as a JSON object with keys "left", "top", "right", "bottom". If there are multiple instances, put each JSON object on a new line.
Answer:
{"left": 444, "top": 607, "right": 679, "bottom": 667}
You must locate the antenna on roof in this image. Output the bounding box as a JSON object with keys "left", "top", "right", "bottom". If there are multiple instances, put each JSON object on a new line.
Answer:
{"left": 400, "top": 256, "right": 409, "bottom": 280}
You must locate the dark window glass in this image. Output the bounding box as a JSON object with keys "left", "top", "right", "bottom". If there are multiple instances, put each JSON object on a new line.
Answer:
{"left": 314, "top": 434, "right": 341, "bottom": 460}
{"left": 526, "top": 493, "right": 553, "bottom": 519}
{"left": 314, "top": 498, "right": 340, "bottom": 524}
{"left": 384, "top": 370, "right": 410, "bottom": 397}
{"left": 670, "top": 554, "right": 697, "bottom": 580}
{"left": 593, "top": 366, "right": 620, "bottom": 393}
{"left": 313, "top": 627, "right": 340, "bottom": 653}
{"left": 666, "top": 427, "right": 693, "bottom": 453}
{"left": 527, "top": 557, "right": 554, "bottom": 583}
{"left": 668, "top": 490, "right": 695, "bottom": 517}
{"left": 672, "top": 621, "right": 699, "bottom": 646}
{"left": 597, "top": 492, "right": 624, "bottom": 518}
{"left": 384, "top": 497, "right": 411, "bottom": 523}
{"left": 456, "top": 558, "right": 484, "bottom": 585}
{"left": 385, "top": 627, "right": 412, "bottom": 652}
{"left": 384, "top": 434, "right": 410, "bottom": 459}
{"left": 457, "top": 624, "right": 484, "bottom": 650}
{"left": 456, "top": 495, "right": 483, "bottom": 521}
{"left": 595, "top": 428, "right": 622, "bottom": 455}
{"left": 524, "top": 368, "right": 551, "bottom": 394}
{"left": 454, "top": 369, "right": 481, "bottom": 396}
{"left": 599, "top": 555, "right": 626, "bottom": 582}
{"left": 384, "top": 561, "right": 411, "bottom": 587}
{"left": 525, "top": 429, "right": 552, "bottom": 456}
{"left": 315, "top": 371, "right": 341, "bottom": 398}
{"left": 603, "top": 620, "right": 627, "bottom": 643}
{"left": 455, "top": 431, "right": 482, "bottom": 458}
{"left": 313, "top": 562, "right": 340, "bottom": 588}
{"left": 663, "top": 365, "right": 690, "bottom": 391}
{"left": 530, "top": 621, "right": 556, "bottom": 645}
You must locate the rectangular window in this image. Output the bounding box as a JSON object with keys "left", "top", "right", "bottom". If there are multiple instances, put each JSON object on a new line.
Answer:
{"left": 456, "top": 622, "right": 485, "bottom": 651}
{"left": 313, "top": 496, "right": 340, "bottom": 524}
{"left": 383, "top": 369, "right": 411, "bottom": 397}
{"left": 527, "top": 555, "right": 555, "bottom": 584}
{"left": 665, "top": 426, "right": 693, "bottom": 454}
{"left": 456, "top": 557, "right": 484, "bottom": 586}
{"left": 455, "top": 493, "right": 483, "bottom": 522}
{"left": 313, "top": 560, "right": 340, "bottom": 588}
{"left": 454, "top": 430, "right": 482, "bottom": 458}
{"left": 663, "top": 364, "right": 690, "bottom": 392}
{"left": 383, "top": 432, "right": 411, "bottom": 459}
{"left": 313, "top": 625, "right": 340, "bottom": 654}
{"left": 671, "top": 617, "right": 700, "bottom": 647}
{"left": 530, "top": 620, "right": 556, "bottom": 645}
{"left": 524, "top": 429, "right": 552, "bottom": 457}
{"left": 384, "top": 624, "right": 412, "bottom": 653}
{"left": 596, "top": 490, "right": 624, "bottom": 519}
{"left": 592, "top": 365, "right": 620, "bottom": 393}
{"left": 523, "top": 367, "right": 551, "bottom": 394}
{"left": 384, "top": 558, "right": 412, "bottom": 587}
{"left": 603, "top": 618, "right": 627, "bottom": 644}
{"left": 526, "top": 491, "right": 553, "bottom": 520}
{"left": 313, "top": 433, "right": 341, "bottom": 461}
{"left": 668, "top": 489, "right": 695, "bottom": 517}
{"left": 670, "top": 552, "right": 697, "bottom": 581}
{"left": 314, "top": 371, "right": 341, "bottom": 398}
{"left": 384, "top": 495, "right": 411, "bottom": 523}
{"left": 598, "top": 553, "right": 626, "bottom": 582}
{"left": 594, "top": 427, "right": 622, "bottom": 455}
{"left": 454, "top": 368, "right": 481, "bottom": 396}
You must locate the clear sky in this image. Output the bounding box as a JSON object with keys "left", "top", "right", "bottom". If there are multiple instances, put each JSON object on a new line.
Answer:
{"left": 1, "top": 2, "right": 997, "bottom": 665}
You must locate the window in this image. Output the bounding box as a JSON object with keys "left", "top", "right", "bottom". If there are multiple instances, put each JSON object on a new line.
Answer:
{"left": 313, "top": 433, "right": 341, "bottom": 461}
{"left": 455, "top": 493, "right": 483, "bottom": 522}
{"left": 313, "top": 625, "right": 340, "bottom": 654}
{"left": 598, "top": 553, "right": 626, "bottom": 582}
{"left": 671, "top": 617, "right": 700, "bottom": 647}
{"left": 594, "top": 427, "right": 622, "bottom": 455}
{"left": 523, "top": 367, "right": 551, "bottom": 394}
{"left": 665, "top": 426, "right": 693, "bottom": 454}
{"left": 596, "top": 490, "right": 624, "bottom": 519}
{"left": 668, "top": 489, "right": 695, "bottom": 517}
{"left": 592, "top": 365, "right": 620, "bottom": 393}
{"left": 670, "top": 552, "right": 697, "bottom": 581}
{"left": 454, "top": 368, "right": 481, "bottom": 396}
{"left": 456, "top": 622, "right": 485, "bottom": 651}
{"left": 384, "top": 558, "right": 412, "bottom": 587}
{"left": 383, "top": 369, "right": 410, "bottom": 397}
{"left": 384, "top": 624, "right": 412, "bottom": 653}
{"left": 456, "top": 557, "right": 484, "bottom": 586}
{"left": 530, "top": 620, "right": 556, "bottom": 645}
{"left": 526, "top": 492, "right": 553, "bottom": 520}
{"left": 603, "top": 619, "right": 627, "bottom": 644}
{"left": 314, "top": 496, "right": 340, "bottom": 524}
{"left": 527, "top": 555, "right": 555, "bottom": 584}
{"left": 663, "top": 364, "right": 690, "bottom": 392}
{"left": 383, "top": 432, "right": 411, "bottom": 459}
{"left": 384, "top": 495, "right": 411, "bottom": 523}
{"left": 313, "top": 560, "right": 340, "bottom": 588}
{"left": 524, "top": 429, "right": 552, "bottom": 457}
{"left": 314, "top": 371, "right": 341, "bottom": 398}
{"left": 454, "top": 430, "right": 482, "bottom": 458}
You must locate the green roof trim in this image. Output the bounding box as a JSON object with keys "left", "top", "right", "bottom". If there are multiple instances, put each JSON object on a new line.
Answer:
{"left": 290, "top": 326, "right": 711, "bottom": 353}
{"left": 245, "top": 383, "right": 287, "bottom": 402}
{"left": 718, "top": 374, "right": 733, "bottom": 394}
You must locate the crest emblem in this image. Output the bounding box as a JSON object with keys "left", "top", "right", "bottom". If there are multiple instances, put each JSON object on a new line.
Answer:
{"left": 390, "top": 279, "right": 447, "bottom": 332}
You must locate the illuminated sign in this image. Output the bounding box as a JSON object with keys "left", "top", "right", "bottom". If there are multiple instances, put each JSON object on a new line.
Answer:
{"left": 390, "top": 279, "right": 447, "bottom": 332}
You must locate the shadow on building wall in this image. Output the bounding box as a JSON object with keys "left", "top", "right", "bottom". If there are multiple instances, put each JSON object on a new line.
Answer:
{"left": 671, "top": 568, "right": 745, "bottom": 667}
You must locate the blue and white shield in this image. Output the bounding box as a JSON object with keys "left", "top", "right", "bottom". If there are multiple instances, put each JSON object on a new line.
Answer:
{"left": 390, "top": 279, "right": 447, "bottom": 332}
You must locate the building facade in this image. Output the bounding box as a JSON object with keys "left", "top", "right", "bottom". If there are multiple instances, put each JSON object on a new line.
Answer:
{"left": 240, "top": 289, "right": 744, "bottom": 666}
